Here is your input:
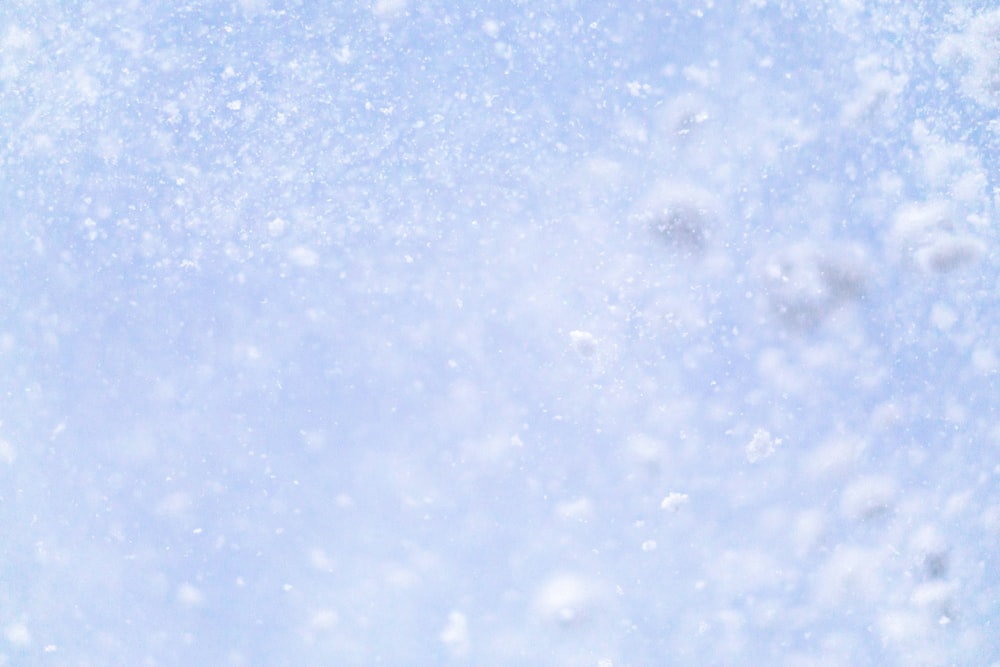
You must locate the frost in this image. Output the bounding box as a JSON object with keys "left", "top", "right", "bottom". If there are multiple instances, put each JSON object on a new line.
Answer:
{"left": 745, "top": 429, "right": 780, "bottom": 463}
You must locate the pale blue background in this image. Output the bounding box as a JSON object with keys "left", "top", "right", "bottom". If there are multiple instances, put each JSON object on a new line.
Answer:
{"left": 1, "top": 1, "right": 998, "bottom": 665}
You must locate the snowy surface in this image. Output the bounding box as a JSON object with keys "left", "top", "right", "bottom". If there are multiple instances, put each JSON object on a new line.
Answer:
{"left": 2, "top": 2, "right": 999, "bottom": 665}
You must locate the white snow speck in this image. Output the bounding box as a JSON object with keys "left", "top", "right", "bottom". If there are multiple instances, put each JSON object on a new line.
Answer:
{"left": 930, "top": 302, "right": 958, "bottom": 331}
{"left": 632, "top": 181, "right": 718, "bottom": 255}
{"left": 841, "top": 54, "right": 907, "bottom": 122}
{"left": 760, "top": 242, "right": 868, "bottom": 329}
{"left": 935, "top": 9, "right": 1000, "bottom": 107}
{"left": 971, "top": 345, "right": 998, "bottom": 374}
{"left": 914, "top": 234, "right": 985, "bottom": 273}
{"left": 802, "top": 436, "right": 865, "bottom": 480}
{"left": 439, "top": 610, "right": 469, "bottom": 656}
{"left": 627, "top": 434, "right": 664, "bottom": 467}
{"left": 890, "top": 199, "right": 985, "bottom": 273}
{"left": 556, "top": 497, "right": 594, "bottom": 522}
{"left": 288, "top": 245, "right": 319, "bottom": 268}
{"left": 816, "top": 546, "right": 887, "bottom": 605}
{"left": 569, "top": 330, "right": 598, "bottom": 357}
{"left": 227, "top": 100, "right": 242, "bottom": 111}
{"left": 746, "top": 429, "right": 780, "bottom": 463}
{"left": 373, "top": 0, "right": 407, "bottom": 19}
{"left": 626, "top": 80, "right": 652, "bottom": 97}
{"left": 4, "top": 622, "right": 31, "bottom": 647}
{"left": 840, "top": 475, "right": 897, "bottom": 520}
{"left": 0, "top": 438, "right": 14, "bottom": 464}
{"left": 176, "top": 583, "right": 204, "bottom": 608}
{"left": 306, "top": 608, "right": 339, "bottom": 633}
{"left": 156, "top": 491, "right": 193, "bottom": 519}
{"left": 534, "top": 573, "right": 600, "bottom": 625}
{"left": 660, "top": 492, "right": 689, "bottom": 512}
{"left": 267, "top": 217, "right": 286, "bottom": 236}
{"left": 332, "top": 44, "right": 351, "bottom": 65}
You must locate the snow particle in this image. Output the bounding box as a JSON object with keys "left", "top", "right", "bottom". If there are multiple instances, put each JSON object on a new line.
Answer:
{"left": 660, "top": 492, "right": 690, "bottom": 512}
{"left": 267, "top": 217, "right": 286, "bottom": 236}
{"left": 4, "top": 623, "right": 31, "bottom": 647}
{"left": 310, "top": 608, "right": 339, "bottom": 630}
{"left": 760, "top": 242, "right": 868, "bottom": 329}
{"left": 972, "top": 345, "right": 998, "bottom": 374}
{"left": 533, "top": 573, "right": 600, "bottom": 625}
{"left": 930, "top": 302, "right": 958, "bottom": 331}
{"left": 745, "top": 429, "right": 780, "bottom": 463}
{"left": 936, "top": 9, "right": 1000, "bottom": 107}
{"left": 373, "top": 0, "right": 407, "bottom": 19}
{"left": 556, "top": 497, "right": 594, "bottom": 522}
{"left": 914, "top": 235, "right": 985, "bottom": 273}
{"left": 627, "top": 433, "right": 665, "bottom": 468}
{"left": 569, "top": 330, "right": 598, "bottom": 357}
{"left": 288, "top": 245, "right": 319, "bottom": 268}
{"left": 439, "top": 610, "right": 470, "bottom": 656}
{"left": 840, "top": 475, "right": 897, "bottom": 521}
{"left": 176, "top": 583, "right": 204, "bottom": 608}
{"left": 890, "top": 200, "right": 986, "bottom": 273}
{"left": 633, "top": 182, "right": 717, "bottom": 255}
{"left": 0, "top": 438, "right": 14, "bottom": 464}
{"left": 156, "top": 491, "right": 194, "bottom": 519}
